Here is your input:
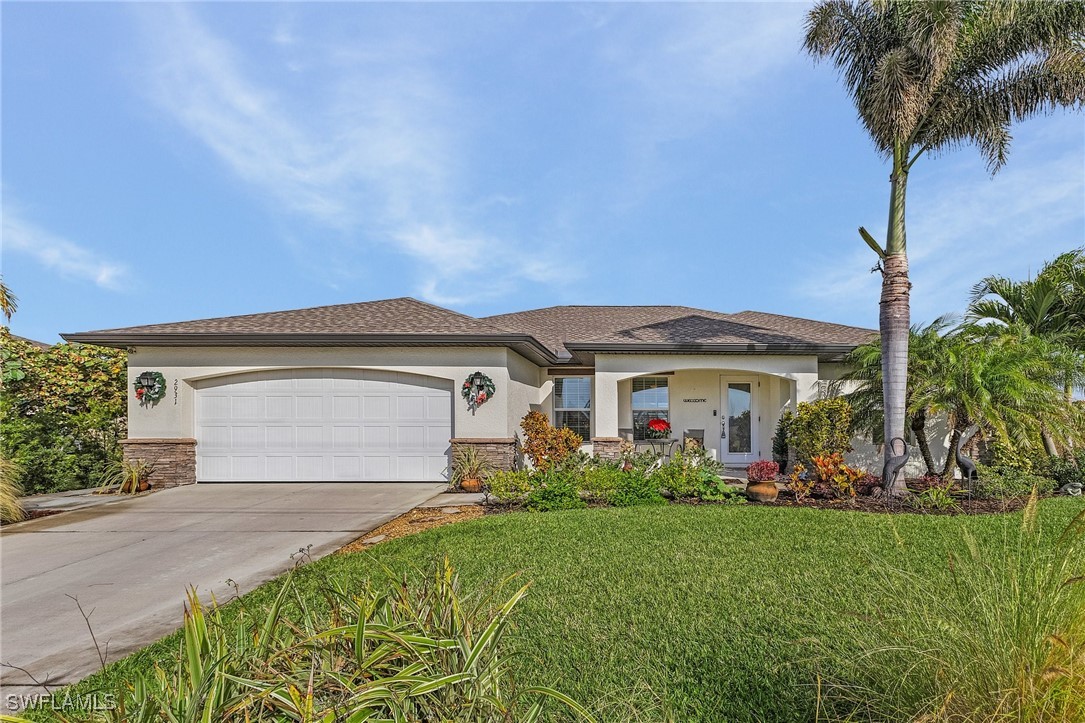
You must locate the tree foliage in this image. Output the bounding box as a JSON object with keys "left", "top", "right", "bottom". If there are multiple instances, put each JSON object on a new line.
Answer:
{"left": 784, "top": 398, "right": 854, "bottom": 467}
{"left": 1, "top": 329, "right": 127, "bottom": 493}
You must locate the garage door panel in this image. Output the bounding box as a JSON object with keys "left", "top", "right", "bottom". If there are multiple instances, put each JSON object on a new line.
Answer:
{"left": 196, "top": 369, "right": 451, "bottom": 482}
{"left": 363, "top": 396, "right": 391, "bottom": 419}
{"left": 266, "top": 426, "right": 294, "bottom": 448}
{"left": 396, "top": 396, "right": 425, "bottom": 419}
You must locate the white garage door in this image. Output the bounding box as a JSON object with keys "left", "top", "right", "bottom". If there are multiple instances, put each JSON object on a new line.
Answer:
{"left": 195, "top": 369, "right": 452, "bottom": 482}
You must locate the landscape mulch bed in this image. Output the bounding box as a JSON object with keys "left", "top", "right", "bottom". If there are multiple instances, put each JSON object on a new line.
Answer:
{"left": 339, "top": 505, "right": 488, "bottom": 553}
{"left": 0, "top": 509, "right": 63, "bottom": 527}
{"left": 761, "top": 491, "right": 1030, "bottom": 515}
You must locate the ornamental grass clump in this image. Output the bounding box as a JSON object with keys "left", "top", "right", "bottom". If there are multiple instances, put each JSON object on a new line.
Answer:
{"left": 100, "top": 558, "right": 594, "bottom": 722}
{"left": 0, "top": 455, "right": 24, "bottom": 524}
{"left": 820, "top": 492, "right": 1085, "bottom": 722}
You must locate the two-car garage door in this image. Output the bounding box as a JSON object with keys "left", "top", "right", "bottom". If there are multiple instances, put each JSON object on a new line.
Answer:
{"left": 195, "top": 369, "right": 452, "bottom": 482}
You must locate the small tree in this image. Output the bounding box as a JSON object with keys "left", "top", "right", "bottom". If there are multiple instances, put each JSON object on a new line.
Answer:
{"left": 519, "top": 411, "right": 581, "bottom": 471}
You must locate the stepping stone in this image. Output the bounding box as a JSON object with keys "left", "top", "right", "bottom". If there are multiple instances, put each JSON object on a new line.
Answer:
{"left": 441, "top": 507, "right": 461, "bottom": 515}
{"left": 362, "top": 534, "right": 386, "bottom": 544}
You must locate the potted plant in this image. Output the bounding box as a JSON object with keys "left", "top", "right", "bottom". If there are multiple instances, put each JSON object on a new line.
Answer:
{"left": 645, "top": 418, "right": 671, "bottom": 439}
{"left": 745, "top": 460, "right": 780, "bottom": 502}
{"left": 450, "top": 446, "right": 494, "bottom": 493}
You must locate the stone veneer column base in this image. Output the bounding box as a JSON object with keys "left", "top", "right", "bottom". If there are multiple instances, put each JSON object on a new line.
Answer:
{"left": 450, "top": 438, "right": 516, "bottom": 471}
{"left": 121, "top": 438, "right": 197, "bottom": 488}
{"left": 591, "top": 437, "right": 623, "bottom": 462}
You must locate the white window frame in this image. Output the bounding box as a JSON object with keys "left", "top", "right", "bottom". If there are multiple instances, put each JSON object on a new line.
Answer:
{"left": 553, "top": 376, "right": 591, "bottom": 439}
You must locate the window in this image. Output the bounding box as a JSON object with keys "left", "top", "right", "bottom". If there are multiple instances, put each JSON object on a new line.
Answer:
{"left": 632, "top": 377, "right": 669, "bottom": 439}
{"left": 554, "top": 377, "right": 591, "bottom": 439}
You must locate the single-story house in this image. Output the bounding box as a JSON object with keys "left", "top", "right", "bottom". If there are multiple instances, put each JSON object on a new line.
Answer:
{"left": 64, "top": 297, "right": 900, "bottom": 487}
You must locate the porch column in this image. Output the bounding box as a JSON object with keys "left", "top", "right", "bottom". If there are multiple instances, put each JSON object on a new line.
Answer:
{"left": 591, "top": 372, "right": 622, "bottom": 460}
{"left": 592, "top": 372, "right": 621, "bottom": 438}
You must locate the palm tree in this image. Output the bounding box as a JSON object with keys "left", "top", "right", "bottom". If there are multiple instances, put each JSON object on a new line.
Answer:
{"left": 0, "top": 276, "right": 16, "bottom": 324}
{"left": 968, "top": 248, "right": 1085, "bottom": 351}
{"left": 838, "top": 316, "right": 955, "bottom": 477}
{"left": 804, "top": 1, "right": 1085, "bottom": 495}
{"left": 911, "top": 324, "right": 1085, "bottom": 477}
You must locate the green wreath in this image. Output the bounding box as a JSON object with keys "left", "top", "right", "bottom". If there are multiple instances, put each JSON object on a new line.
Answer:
{"left": 461, "top": 372, "right": 496, "bottom": 409}
{"left": 134, "top": 371, "right": 167, "bottom": 405}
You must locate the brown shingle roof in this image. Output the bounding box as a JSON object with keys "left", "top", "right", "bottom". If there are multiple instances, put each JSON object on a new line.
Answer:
{"left": 485, "top": 306, "right": 875, "bottom": 357}
{"left": 71, "top": 298, "right": 510, "bottom": 336}
{"left": 64, "top": 298, "right": 874, "bottom": 362}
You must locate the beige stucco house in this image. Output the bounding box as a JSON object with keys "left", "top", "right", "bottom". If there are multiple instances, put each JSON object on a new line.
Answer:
{"left": 64, "top": 297, "right": 883, "bottom": 487}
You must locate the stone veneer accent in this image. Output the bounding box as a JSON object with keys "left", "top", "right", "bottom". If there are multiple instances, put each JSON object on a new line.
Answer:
{"left": 591, "top": 437, "right": 623, "bottom": 462}
{"left": 450, "top": 438, "right": 516, "bottom": 472}
{"left": 120, "top": 438, "right": 197, "bottom": 488}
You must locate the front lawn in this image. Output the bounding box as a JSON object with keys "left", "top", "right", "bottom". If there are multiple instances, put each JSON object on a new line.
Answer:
{"left": 31, "top": 499, "right": 1085, "bottom": 722}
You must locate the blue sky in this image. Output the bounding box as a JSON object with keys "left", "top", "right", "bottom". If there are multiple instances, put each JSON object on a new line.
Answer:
{"left": 3, "top": 2, "right": 1083, "bottom": 344}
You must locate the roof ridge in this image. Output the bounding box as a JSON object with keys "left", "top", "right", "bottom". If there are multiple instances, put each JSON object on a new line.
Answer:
{"left": 732, "top": 310, "right": 876, "bottom": 333}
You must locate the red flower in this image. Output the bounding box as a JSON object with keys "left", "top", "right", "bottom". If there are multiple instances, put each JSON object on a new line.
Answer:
{"left": 135, "top": 388, "right": 145, "bottom": 400}
{"left": 647, "top": 419, "right": 670, "bottom": 432}
{"left": 477, "top": 392, "right": 487, "bottom": 402}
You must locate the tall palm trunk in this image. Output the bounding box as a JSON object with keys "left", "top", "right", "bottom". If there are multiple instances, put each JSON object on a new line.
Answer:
{"left": 942, "top": 427, "right": 961, "bottom": 480}
{"left": 881, "top": 151, "right": 911, "bottom": 496}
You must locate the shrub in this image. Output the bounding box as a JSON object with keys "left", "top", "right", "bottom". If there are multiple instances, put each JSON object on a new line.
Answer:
{"left": 580, "top": 464, "right": 623, "bottom": 501}
{"left": 486, "top": 470, "right": 534, "bottom": 503}
{"left": 694, "top": 477, "right": 747, "bottom": 505}
{"left": 785, "top": 398, "right": 853, "bottom": 466}
{"left": 772, "top": 411, "right": 792, "bottom": 471}
{"left": 652, "top": 447, "right": 726, "bottom": 499}
{"left": 787, "top": 463, "right": 814, "bottom": 501}
{"left": 907, "top": 481, "right": 959, "bottom": 511}
{"left": 975, "top": 464, "right": 1057, "bottom": 500}
{"left": 610, "top": 470, "right": 666, "bottom": 507}
{"left": 524, "top": 470, "right": 586, "bottom": 511}
{"left": 99, "top": 558, "right": 594, "bottom": 722}
{"left": 810, "top": 452, "right": 864, "bottom": 498}
{"left": 1043, "top": 450, "right": 1085, "bottom": 491}
{"left": 746, "top": 460, "right": 779, "bottom": 482}
{"left": 0, "top": 330, "right": 126, "bottom": 494}
{"left": 520, "top": 411, "right": 582, "bottom": 471}
{"left": 819, "top": 496, "right": 1085, "bottom": 722}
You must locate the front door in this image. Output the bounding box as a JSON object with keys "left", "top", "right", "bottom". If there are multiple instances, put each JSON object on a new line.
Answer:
{"left": 719, "top": 377, "right": 758, "bottom": 466}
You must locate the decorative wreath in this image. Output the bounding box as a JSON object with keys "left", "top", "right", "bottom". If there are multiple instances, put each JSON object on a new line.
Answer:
{"left": 461, "top": 371, "right": 496, "bottom": 410}
{"left": 134, "top": 371, "right": 167, "bottom": 406}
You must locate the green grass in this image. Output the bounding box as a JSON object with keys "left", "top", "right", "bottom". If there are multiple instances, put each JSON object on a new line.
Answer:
{"left": 29, "top": 499, "right": 1085, "bottom": 722}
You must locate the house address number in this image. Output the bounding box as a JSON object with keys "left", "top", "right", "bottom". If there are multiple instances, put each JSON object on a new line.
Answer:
{"left": 683, "top": 398, "right": 707, "bottom": 403}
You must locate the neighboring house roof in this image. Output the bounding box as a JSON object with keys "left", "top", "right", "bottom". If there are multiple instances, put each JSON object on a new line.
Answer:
{"left": 63, "top": 298, "right": 875, "bottom": 364}
{"left": 9, "top": 333, "right": 52, "bottom": 350}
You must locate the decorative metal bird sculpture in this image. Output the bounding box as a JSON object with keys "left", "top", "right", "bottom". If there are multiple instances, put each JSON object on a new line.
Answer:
{"left": 955, "top": 425, "right": 979, "bottom": 484}
{"left": 881, "top": 437, "right": 909, "bottom": 491}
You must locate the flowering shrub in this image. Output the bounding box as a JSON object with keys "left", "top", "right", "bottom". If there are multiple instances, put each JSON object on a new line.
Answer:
{"left": 746, "top": 460, "right": 779, "bottom": 482}
{"left": 645, "top": 418, "right": 671, "bottom": 439}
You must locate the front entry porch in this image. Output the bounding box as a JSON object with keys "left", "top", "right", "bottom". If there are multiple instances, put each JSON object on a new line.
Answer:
{"left": 586, "top": 356, "right": 822, "bottom": 471}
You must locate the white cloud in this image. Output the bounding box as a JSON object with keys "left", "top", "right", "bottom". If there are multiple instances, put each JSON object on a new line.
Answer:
{"left": 134, "top": 4, "right": 552, "bottom": 304}
{"left": 2, "top": 205, "right": 130, "bottom": 290}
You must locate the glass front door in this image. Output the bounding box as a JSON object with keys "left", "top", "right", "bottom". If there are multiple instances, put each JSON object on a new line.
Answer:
{"left": 720, "top": 377, "right": 758, "bottom": 465}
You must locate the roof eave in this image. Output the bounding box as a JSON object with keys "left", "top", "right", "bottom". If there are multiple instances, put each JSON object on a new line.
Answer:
{"left": 563, "top": 341, "right": 859, "bottom": 361}
{"left": 59, "top": 332, "right": 559, "bottom": 365}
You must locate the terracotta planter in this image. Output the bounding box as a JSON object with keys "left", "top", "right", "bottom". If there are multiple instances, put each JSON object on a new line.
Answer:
{"left": 138, "top": 479, "right": 151, "bottom": 492}
{"left": 460, "top": 478, "right": 482, "bottom": 493}
{"left": 745, "top": 480, "right": 778, "bottom": 503}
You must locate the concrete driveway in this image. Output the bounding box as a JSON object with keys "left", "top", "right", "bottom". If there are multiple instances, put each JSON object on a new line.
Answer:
{"left": 0, "top": 482, "right": 445, "bottom": 701}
